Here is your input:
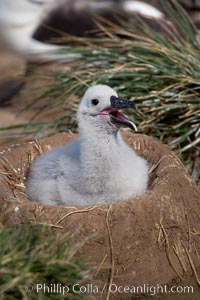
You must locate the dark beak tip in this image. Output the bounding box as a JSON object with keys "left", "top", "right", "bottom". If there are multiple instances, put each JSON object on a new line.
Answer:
{"left": 131, "top": 103, "right": 138, "bottom": 112}
{"left": 110, "top": 95, "right": 137, "bottom": 112}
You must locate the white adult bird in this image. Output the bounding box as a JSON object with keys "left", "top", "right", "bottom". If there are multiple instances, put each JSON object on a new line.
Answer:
{"left": 26, "top": 85, "right": 148, "bottom": 206}
{"left": 0, "top": 0, "right": 163, "bottom": 62}
{"left": 0, "top": 0, "right": 79, "bottom": 62}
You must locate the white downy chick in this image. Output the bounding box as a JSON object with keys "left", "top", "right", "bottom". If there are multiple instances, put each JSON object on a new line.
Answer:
{"left": 26, "top": 85, "right": 148, "bottom": 206}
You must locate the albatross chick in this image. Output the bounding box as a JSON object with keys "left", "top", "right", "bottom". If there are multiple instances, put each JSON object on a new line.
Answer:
{"left": 26, "top": 85, "right": 148, "bottom": 206}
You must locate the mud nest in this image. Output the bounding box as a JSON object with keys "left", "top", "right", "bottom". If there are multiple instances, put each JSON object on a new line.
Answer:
{"left": 0, "top": 132, "right": 200, "bottom": 299}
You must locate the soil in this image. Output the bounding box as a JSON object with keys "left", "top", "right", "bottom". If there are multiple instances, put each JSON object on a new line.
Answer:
{"left": 0, "top": 131, "right": 200, "bottom": 300}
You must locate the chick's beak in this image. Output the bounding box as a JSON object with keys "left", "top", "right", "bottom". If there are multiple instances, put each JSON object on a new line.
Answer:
{"left": 110, "top": 95, "right": 137, "bottom": 111}
{"left": 99, "top": 95, "right": 138, "bottom": 131}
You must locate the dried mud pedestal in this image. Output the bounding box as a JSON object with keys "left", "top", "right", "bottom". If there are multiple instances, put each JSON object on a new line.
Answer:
{"left": 0, "top": 132, "right": 200, "bottom": 300}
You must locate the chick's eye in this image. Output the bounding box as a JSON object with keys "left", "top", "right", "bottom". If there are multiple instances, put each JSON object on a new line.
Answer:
{"left": 91, "top": 98, "right": 99, "bottom": 106}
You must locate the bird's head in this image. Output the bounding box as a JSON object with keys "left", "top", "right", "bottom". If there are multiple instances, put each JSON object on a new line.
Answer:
{"left": 77, "top": 84, "right": 137, "bottom": 135}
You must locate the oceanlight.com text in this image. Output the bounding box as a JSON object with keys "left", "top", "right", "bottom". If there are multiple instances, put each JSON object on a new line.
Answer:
{"left": 25, "top": 283, "right": 194, "bottom": 296}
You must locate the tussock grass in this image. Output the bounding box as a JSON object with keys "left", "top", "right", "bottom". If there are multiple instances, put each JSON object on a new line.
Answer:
{"left": 0, "top": 224, "right": 87, "bottom": 300}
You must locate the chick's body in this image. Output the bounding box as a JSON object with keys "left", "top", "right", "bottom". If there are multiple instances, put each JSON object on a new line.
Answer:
{"left": 26, "top": 85, "right": 148, "bottom": 206}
